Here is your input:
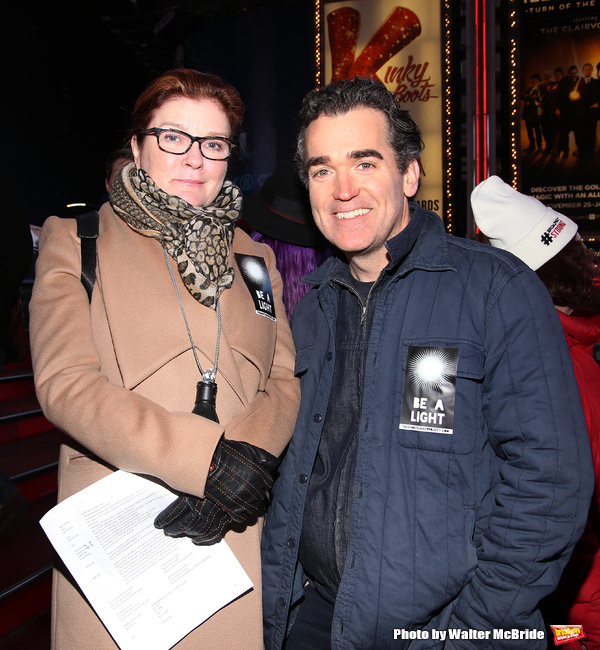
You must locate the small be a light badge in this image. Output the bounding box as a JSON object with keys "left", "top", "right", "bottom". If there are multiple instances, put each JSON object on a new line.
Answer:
{"left": 234, "top": 254, "right": 276, "bottom": 322}
{"left": 551, "top": 625, "right": 586, "bottom": 646}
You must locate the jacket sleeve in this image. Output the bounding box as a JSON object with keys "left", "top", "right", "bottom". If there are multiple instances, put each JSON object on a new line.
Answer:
{"left": 30, "top": 216, "right": 298, "bottom": 498}
{"left": 437, "top": 268, "right": 593, "bottom": 646}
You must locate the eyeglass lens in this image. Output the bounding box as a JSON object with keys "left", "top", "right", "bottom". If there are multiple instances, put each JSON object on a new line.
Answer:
{"left": 157, "top": 130, "right": 231, "bottom": 159}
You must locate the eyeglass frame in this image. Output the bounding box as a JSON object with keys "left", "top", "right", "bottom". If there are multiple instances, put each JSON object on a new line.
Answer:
{"left": 137, "top": 127, "right": 236, "bottom": 160}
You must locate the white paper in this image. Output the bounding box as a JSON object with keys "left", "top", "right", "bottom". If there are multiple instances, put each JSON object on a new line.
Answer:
{"left": 40, "top": 470, "right": 253, "bottom": 650}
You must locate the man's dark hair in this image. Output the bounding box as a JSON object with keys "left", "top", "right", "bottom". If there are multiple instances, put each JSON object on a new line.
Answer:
{"left": 295, "top": 77, "right": 424, "bottom": 185}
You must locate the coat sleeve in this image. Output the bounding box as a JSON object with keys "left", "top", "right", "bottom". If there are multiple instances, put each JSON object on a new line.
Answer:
{"left": 30, "top": 216, "right": 297, "bottom": 498}
{"left": 433, "top": 268, "right": 593, "bottom": 646}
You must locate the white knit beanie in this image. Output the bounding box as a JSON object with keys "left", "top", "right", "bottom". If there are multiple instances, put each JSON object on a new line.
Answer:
{"left": 471, "top": 176, "right": 578, "bottom": 271}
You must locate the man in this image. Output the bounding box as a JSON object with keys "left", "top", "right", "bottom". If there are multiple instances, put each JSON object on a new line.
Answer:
{"left": 556, "top": 65, "right": 582, "bottom": 160}
{"left": 574, "top": 63, "right": 600, "bottom": 159}
{"left": 521, "top": 72, "right": 543, "bottom": 152}
{"left": 538, "top": 69, "right": 559, "bottom": 154}
{"left": 261, "top": 77, "right": 593, "bottom": 649}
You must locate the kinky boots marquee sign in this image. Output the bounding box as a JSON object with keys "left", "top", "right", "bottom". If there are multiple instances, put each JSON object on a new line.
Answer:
{"left": 318, "top": 0, "right": 453, "bottom": 230}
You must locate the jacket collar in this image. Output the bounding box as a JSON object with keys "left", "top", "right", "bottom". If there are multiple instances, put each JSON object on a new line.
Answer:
{"left": 303, "top": 204, "right": 456, "bottom": 289}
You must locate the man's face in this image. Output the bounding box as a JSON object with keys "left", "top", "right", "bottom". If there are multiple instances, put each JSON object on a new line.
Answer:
{"left": 583, "top": 64, "right": 593, "bottom": 79}
{"left": 569, "top": 67, "right": 579, "bottom": 80}
{"left": 304, "top": 106, "right": 419, "bottom": 281}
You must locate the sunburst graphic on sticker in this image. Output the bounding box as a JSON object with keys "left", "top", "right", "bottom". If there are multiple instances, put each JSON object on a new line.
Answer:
{"left": 239, "top": 256, "right": 266, "bottom": 285}
{"left": 407, "top": 347, "right": 456, "bottom": 392}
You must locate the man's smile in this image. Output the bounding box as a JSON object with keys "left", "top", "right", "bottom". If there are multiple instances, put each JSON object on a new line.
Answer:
{"left": 334, "top": 207, "right": 371, "bottom": 219}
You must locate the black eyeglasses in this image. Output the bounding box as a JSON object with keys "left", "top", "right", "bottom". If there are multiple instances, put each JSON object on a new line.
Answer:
{"left": 138, "top": 127, "right": 235, "bottom": 160}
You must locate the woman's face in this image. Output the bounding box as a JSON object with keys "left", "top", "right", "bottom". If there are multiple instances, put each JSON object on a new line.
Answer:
{"left": 132, "top": 97, "right": 230, "bottom": 208}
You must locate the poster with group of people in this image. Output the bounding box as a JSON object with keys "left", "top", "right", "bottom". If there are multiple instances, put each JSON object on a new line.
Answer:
{"left": 322, "top": 0, "right": 445, "bottom": 220}
{"left": 518, "top": 0, "right": 600, "bottom": 230}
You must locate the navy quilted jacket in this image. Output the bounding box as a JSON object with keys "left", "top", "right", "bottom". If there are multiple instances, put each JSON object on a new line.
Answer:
{"left": 261, "top": 206, "right": 594, "bottom": 650}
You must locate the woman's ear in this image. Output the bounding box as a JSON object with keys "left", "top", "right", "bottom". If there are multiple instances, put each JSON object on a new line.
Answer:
{"left": 131, "top": 135, "right": 141, "bottom": 168}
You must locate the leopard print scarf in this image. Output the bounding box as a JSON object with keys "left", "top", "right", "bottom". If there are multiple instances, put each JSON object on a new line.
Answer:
{"left": 110, "top": 162, "right": 241, "bottom": 308}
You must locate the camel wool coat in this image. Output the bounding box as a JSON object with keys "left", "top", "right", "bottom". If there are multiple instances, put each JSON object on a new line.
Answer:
{"left": 29, "top": 203, "right": 300, "bottom": 649}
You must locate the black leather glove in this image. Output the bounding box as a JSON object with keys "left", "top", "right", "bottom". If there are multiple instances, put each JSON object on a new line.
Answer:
{"left": 154, "top": 494, "right": 230, "bottom": 545}
{"left": 205, "top": 437, "right": 279, "bottom": 522}
{"left": 154, "top": 437, "right": 279, "bottom": 544}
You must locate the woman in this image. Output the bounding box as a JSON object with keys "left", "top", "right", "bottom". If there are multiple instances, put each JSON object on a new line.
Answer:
{"left": 536, "top": 240, "right": 600, "bottom": 650}
{"left": 472, "top": 175, "right": 600, "bottom": 649}
{"left": 30, "top": 69, "right": 300, "bottom": 649}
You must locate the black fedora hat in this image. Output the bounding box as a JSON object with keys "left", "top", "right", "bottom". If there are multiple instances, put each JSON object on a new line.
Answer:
{"left": 242, "top": 160, "right": 329, "bottom": 248}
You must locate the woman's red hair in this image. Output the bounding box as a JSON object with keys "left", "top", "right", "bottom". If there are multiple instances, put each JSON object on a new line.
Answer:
{"left": 130, "top": 69, "right": 244, "bottom": 136}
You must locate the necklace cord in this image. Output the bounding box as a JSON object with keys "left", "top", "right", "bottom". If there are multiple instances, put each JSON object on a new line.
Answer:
{"left": 162, "top": 246, "right": 221, "bottom": 382}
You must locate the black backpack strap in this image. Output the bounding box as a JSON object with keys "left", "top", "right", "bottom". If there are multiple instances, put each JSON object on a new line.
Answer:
{"left": 76, "top": 210, "right": 99, "bottom": 302}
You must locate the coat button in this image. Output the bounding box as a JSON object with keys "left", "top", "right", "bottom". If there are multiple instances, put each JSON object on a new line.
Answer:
{"left": 299, "top": 474, "right": 308, "bottom": 484}
{"left": 277, "top": 597, "right": 286, "bottom": 608}
{"left": 286, "top": 538, "right": 296, "bottom": 549}
{"left": 327, "top": 352, "right": 333, "bottom": 361}
{"left": 313, "top": 413, "right": 322, "bottom": 423}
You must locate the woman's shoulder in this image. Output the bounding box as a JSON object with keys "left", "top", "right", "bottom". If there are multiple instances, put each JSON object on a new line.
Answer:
{"left": 39, "top": 215, "right": 78, "bottom": 250}
{"left": 41, "top": 203, "right": 116, "bottom": 236}
{"left": 232, "top": 226, "right": 274, "bottom": 261}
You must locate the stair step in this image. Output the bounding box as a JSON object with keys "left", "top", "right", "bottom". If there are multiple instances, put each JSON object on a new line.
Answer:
{"left": 0, "top": 354, "right": 35, "bottom": 400}
{"left": 0, "top": 492, "right": 56, "bottom": 600}
{"left": 0, "top": 490, "right": 56, "bottom": 641}
{"left": 0, "top": 363, "right": 32, "bottom": 380}
{"left": 0, "top": 574, "right": 52, "bottom": 641}
{"left": 0, "top": 394, "right": 41, "bottom": 420}
{"left": 0, "top": 366, "right": 35, "bottom": 402}
{"left": 0, "top": 395, "right": 54, "bottom": 443}
{"left": 0, "top": 377, "right": 35, "bottom": 401}
{"left": 0, "top": 606, "right": 51, "bottom": 650}
{"left": 16, "top": 472, "right": 58, "bottom": 503}
{"left": 1, "top": 429, "right": 61, "bottom": 483}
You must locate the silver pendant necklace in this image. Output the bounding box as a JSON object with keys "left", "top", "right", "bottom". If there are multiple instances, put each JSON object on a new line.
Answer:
{"left": 163, "top": 246, "right": 221, "bottom": 422}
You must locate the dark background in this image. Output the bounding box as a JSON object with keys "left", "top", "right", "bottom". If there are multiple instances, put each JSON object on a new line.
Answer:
{"left": 0, "top": 1, "right": 525, "bottom": 240}
{"left": 1, "top": 0, "right": 314, "bottom": 224}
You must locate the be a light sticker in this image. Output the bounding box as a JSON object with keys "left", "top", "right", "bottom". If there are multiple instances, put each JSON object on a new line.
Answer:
{"left": 400, "top": 346, "right": 459, "bottom": 435}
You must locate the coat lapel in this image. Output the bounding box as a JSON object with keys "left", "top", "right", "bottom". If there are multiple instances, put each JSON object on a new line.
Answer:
{"left": 95, "top": 207, "right": 253, "bottom": 406}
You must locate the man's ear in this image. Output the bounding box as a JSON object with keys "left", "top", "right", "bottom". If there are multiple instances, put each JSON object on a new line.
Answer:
{"left": 403, "top": 159, "right": 420, "bottom": 198}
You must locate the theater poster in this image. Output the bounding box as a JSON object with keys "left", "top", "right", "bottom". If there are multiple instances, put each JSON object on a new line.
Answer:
{"left": 517, "top": 0, "right": 600, "bottom": 228}
{"left": 319, "top": 0, "right": 448, "bottom": 224}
